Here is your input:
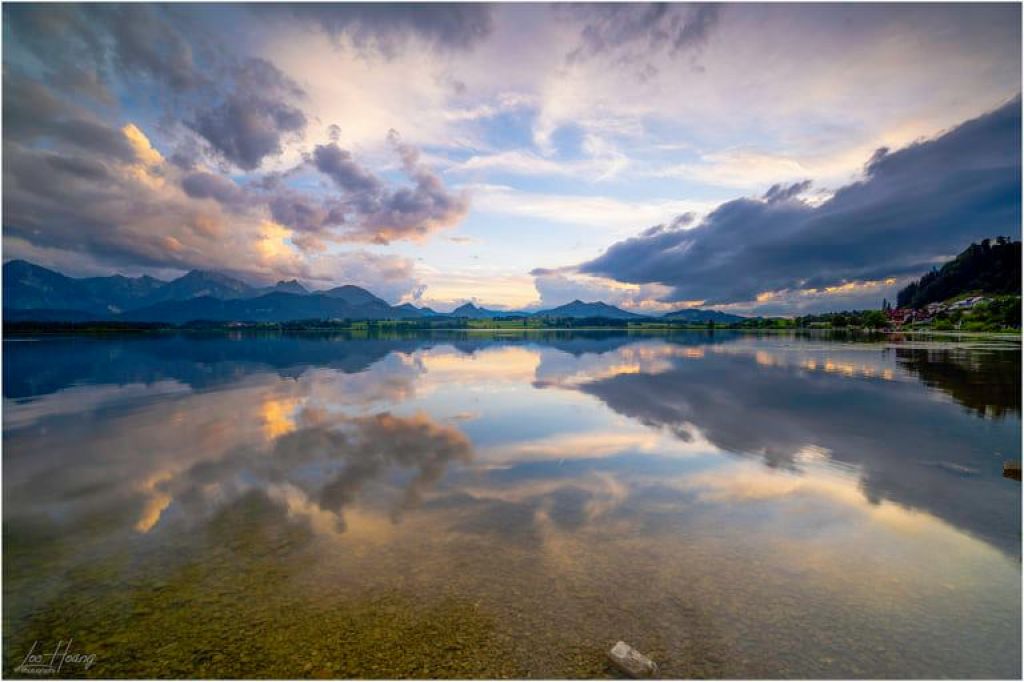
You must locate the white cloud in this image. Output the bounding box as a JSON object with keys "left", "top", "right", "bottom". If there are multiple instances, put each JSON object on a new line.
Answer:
{"left": 466, "top": 184, "right": 714, "bottom": 235}
{"left": 531, "top": 268, "right": 677, "bottom": 313}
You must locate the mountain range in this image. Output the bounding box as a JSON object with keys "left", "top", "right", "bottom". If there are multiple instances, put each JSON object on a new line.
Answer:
{"left": 533, "top": 299, "right": 646, "bottom": 320}
{"left": 3, "top": 260, "right": 747, "bottom": 324}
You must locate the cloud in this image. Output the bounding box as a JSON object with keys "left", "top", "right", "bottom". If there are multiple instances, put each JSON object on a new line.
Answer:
{"left": 102, "top": 4, "right": 205, "bottom": 91}
{"left": 3, "top": 124, "right": 269, "bottom": 277}
{"left": 451, "top": 147, "right": 629, "bottom": 181}
{"left": 190, "top": 58, "right": 308, "bottom": 170}
{"left": 4, "top": 2, "right": 1021, "bottom": 315}
{"left": 272, "top": 3, "right": 495, "bottom": 55}
{"left": 762, "top": 179, "right": 812, "bottom": 203}
{"left": 3, "top": 4, "right": 214, "bottom": 100}
{"left": 2, "top": 74, "right": 136, "bottom": 161}
{"left": 266, "top": 191, "right": 343, "bottom": 244}
{"left": 313, "top": 144, "right": 383, "bottom": 194}
{"left": 580, "top": 99, "right": 1022, "bottom": 306}
{"left": 468, "top": 184, "right": 713, "bottom": 235}
{"left": 530, "top": 267, "right": 676, "bottom": 313}
{"left": 306, "top": 132, "right": 469, "bottom": 244}
{"left": 563, "top": 3, "right": 720, "bottom": 64}
{"left": 303, "top": 251, "right": 425, "bottom": 303}
{"left": 412, "top": 267, "right": 538, "bottom": 311}
{"left": 718, "top": 277, "right": 911, "bottom": 317}
{"left": 520, "top": 3, "right": 1020, "bottom": 187}
{"left": 181, "top": 171, "right": 247, "bottom": 207}
{"left": 3, "top": 73, "right": 460, "bottom": 286}
{"left": 2, "top": 4, "right": 113, "bottom": 102}
{"left": 3, "top": 115, "right": 427, "bottom": 301}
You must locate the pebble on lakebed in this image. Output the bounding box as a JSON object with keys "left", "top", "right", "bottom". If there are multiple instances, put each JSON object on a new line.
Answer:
{"left": 1004, "top": 460, "right": 1021, "bottom": 481}
{"left": 608, "top": 641, "right": 658, "bottom": 678}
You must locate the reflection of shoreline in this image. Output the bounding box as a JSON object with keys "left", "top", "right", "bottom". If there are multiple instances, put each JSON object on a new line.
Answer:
{"left": 893, "top": 347, "right": 1021, "bottom": 418}
{"left": 1, "top": 330, "right": 745, "bottom": 400}
{"left": 571, "top": 343, "right": 1021, "bottom": 557}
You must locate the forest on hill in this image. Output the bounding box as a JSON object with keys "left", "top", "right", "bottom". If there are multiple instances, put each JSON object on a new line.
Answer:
{"left": 896, "top": 238, "right": 1021, "bottom": 309}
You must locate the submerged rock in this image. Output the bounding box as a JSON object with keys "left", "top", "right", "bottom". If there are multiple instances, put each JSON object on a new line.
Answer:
{"left": 1004, "top": 460, "right": 1021, "bottom": 481}
{"left": 608, "top": 641, "right": 657, "bottom": 678}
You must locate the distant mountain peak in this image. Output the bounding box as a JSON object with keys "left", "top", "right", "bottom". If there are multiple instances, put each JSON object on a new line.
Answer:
{"left": 452, "top": 301, "right": 506, "bottom": 318}
{"left": 3, "top": 260, "right": 423, "bottom": 323}
{"left": 322, "top": 284, "right": 388, "bottom": 308}
{"left": 180, "top": 269, "right": 243, "bottom": 284}
{"left": 534, "top": 300, "right": 645, "bottom": 319}
{"left": 270, "top": 279, "right": 308, "bottom": 295}
{"left": 662, "top": 307, "right": 746, "bottom": 323}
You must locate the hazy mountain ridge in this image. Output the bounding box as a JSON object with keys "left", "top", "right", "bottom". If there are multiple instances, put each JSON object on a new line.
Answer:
{"left": 450, "top": 302, "right": 515, "bottom": 318}
{"left": 661, "top": 308, "right": 746, "bottom": 323}
{"left": 533, "top": 300, "right": 645, "bottom": 319}
{"left": 3, "top": 261, "right": 749, "bottom": 324}
{"left": 4, "top": 260, "right": 421, "bottom": 322}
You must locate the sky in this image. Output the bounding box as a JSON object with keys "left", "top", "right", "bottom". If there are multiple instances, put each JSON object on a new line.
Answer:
{"left": 2, "top": 2, "right": 1021, "bottom": 314}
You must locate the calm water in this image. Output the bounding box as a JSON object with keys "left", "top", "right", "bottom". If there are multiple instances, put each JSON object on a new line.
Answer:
{"left": 3, "top": 330, "right": 1021, "bottom": 678}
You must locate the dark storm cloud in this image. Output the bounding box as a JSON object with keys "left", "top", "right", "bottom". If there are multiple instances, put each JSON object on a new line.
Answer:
{"left": 267, "top": 3, "right": 495, "bottom": 54}
{"left": 564, "top": 3, "right": 720, "bottom": 63}
{"left": 3, "top": 4, "right": 209, "bottom": 98}
{"left": 2, "top": 4, "right": 111, "bottom": 101}
{"left": 6, "top": 4, "right": 306, "bottom": 171}
{"left": 101, "top": 4, "right": 206, "bottom": 91}
{"left": 581, "top": 98, "right": 1022, "bottom": 304}
{"left": 189, "top": 58, "right": 307, "bottom": 171}
{"left": 42, "top": 153, "right": 112, "bottom": 183}
{"left": 2, "top": 74, "right": 136, "bottom": 162}
{"left": 2, "top": 142, "right": 203, "bottom": 274}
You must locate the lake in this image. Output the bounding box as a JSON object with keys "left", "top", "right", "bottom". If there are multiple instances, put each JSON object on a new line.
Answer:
{"left": 2, "top": 330, "right": 1021, "bottom": 678}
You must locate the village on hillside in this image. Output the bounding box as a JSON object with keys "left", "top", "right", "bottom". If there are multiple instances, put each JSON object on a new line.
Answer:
{"left": 885, "top": 295, "right": 994, "bottom": 328}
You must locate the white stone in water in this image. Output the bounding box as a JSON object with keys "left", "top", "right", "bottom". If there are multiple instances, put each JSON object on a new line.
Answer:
{"left": 608, "top": 641, "right": 658, "bottom": 678}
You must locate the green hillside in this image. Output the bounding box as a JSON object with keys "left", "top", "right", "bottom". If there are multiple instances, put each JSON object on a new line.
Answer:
{"left": 897, "top": 238, "right": 1021, "bottom": 309}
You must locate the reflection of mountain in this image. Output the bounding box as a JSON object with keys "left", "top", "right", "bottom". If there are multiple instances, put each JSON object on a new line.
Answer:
{"left": 575, "top": 347, "right": 1022, "bottom": 557}
{"left": 893, "top": 347, "right": 1021, "bottom": 418}
{"left": 2, "top": 334, "right": 424, "bottom": 399}
{"left": 3, "top": 330, "right": 742, "bottom": 400}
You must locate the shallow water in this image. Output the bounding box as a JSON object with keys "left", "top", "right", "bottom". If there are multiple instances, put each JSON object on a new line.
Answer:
{"left": 3, "top": 330, "right": 1021, "bottom": 678}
